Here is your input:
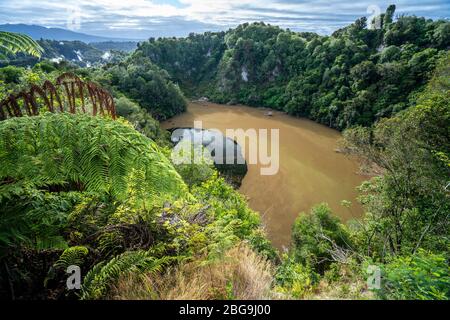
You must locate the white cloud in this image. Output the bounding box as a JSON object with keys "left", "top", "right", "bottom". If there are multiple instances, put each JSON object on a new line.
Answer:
{"left": 0, "top": 0, "right": 448, "bottom": 37}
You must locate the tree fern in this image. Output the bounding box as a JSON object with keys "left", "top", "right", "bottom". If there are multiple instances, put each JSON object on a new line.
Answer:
{"left": 80, "top": 250, "right": 173, "bottom": 299}
{"left": 0, "top": 113, "right": 188, "bottom": 250}
{"left": 0, "top": 113, "right": 187, "bottom": 201}
{"left": 0, "top": 31, "right": 43, "bottom": 60}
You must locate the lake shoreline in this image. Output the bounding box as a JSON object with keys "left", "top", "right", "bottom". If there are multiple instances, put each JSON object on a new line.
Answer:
{"left": 163, "top": 102, "right": 366, "bottom": 249}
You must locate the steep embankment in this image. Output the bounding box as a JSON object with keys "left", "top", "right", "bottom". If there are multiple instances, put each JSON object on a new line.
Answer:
{"left": 0, "top": 112, "right": 275, "bottom": 299}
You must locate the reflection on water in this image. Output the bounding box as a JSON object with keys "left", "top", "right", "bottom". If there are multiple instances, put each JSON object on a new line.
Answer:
{"left": 163, "top": 102, "right": 366, "bottom": 250}
{"left": 170, "top": 127, "right": 246, "bottom": 165}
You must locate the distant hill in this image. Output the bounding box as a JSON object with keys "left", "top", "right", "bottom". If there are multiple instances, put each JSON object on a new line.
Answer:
{"left": 0, "top": 24, "right": 140, "bottom": 43}
{"left": 0, "top": 39, "right": 129, "bottom": 68}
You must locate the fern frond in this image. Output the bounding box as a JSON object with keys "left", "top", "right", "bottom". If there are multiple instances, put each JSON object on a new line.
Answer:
{"left": 0, "top": 113, "right": 187, "bottom": 199}
{"left": 0, "top": 31, "right": 43, "bottom": 60}
{"left": 80, "top": 250, "right": 173, "bottom": 299}
{"left": 0, "top": 113, "right": 188, "bottom": 251}
{"left": 54, "top": 246, "right": 89, "bottom": 270}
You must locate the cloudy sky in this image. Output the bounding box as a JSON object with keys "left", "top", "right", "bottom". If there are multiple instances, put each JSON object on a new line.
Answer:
{"left": 0, "top": 0, "right": 449, "bottom": 39}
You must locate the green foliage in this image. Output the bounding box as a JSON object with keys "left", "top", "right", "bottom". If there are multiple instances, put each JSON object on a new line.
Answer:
{"left": 54, "top": 246, "right": 89, "bottom": 270}
{"left": 0, "top": 62, "right": 174, "bottom": 148}
{"left": 0, "top": 113, "right": 187, "bottom": 252}
{"left": 0, "top": 188, "right": 83, "bottom": 250}
{"left": 135, "top": 10, "right": 448, "bottom": 129}
{"left": 96, "top": 55, "right": 187, "bottom": 120}
{"left": 0, "top": 113, "right": 186, "bottom": 201}
{"left": 246, "top": 229, "right": 279, "bottom": 262}
{"left": 138, "top": 32, "right": 226, "bottom": 96}
{"left": 115, "top": 96, "right": 140, "bottom": 116}
{"left": 192, "top": 173, "right": 261, "bottom": 242}
{"left": 0, "top": 69, "right": 275, "bottom": 299}
{"left": 151, "top": 173, "right": 276, "bottom": 261}
{"left": 291, "top": 204, "right": 352, "bottom": 274}
{"left": 81, "top": 250, "right": 172, "bottom": 299}
{"left": 0, "top": 64, "right": 52, "bottom": 100}
{"left": 172, "top": 140, "right": 215, "bottom": 187}
{"left": 114, "top": 96, "right": 169, "bottom": 145}
{"left": 0, "top": 31, "right": 43, "bottom": 60}
{"left": 327, "top": 53, "right": 450, "bottom": 300}
{"left": 342, "top": 53, "right": 450, "bottom": 258}
{"left": 275, "top": 255, "right": 319, "bottom": 298}
{"left": 378, "top": 250, "right": 450, "bottom": 300}
{"left": 0, "top": 65, "right": 24, "bottom": 83}
{"left": 2, "top": 8, "right": 447, "bottom": 301}
{"left": 0, "top": 111, "right": 273, "bottom": 299}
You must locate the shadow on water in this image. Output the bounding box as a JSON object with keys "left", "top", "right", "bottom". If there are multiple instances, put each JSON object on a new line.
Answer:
{"left": 167, "top": 127, "right": 248, "bottom": 187}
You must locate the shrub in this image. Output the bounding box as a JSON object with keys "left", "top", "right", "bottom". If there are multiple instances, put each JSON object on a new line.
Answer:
{"left": 114, "top": 96, "right": 169, "bottom": 145}
{"left": 378, "top": 250, "right": 450, "bottom": 300}
{"left": 81, "top": 251, "right": 173, "bottom": 300}
{"left": 291, "top": 203, "right": 352, "bottom": 274}
{"left": 114, "top": 96, "right": 140, "bottom": 116}
{"left": 172, "top": 140, "right": 215, "bottom": 187}
{"left": 275, "top": 255, "right": 319, "bottom": 299}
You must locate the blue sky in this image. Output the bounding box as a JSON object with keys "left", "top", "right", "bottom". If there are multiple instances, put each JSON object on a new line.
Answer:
{"left": 0, "top": 0, "right": 449, "bottom": 39}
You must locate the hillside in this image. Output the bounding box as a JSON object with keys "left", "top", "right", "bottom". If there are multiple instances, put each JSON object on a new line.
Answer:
{"left": 135, "top": 6, "right": 449, "bottom": 129}
{"left": 0, "top": 39, "right": 130, "bottom": 68}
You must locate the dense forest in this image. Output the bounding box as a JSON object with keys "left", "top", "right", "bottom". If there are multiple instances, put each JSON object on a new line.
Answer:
{"left": 0, "top": 5, "right": 449, "bottom": 300}
{"left": 136, "top": 5, "right": 449, "bottom": 129}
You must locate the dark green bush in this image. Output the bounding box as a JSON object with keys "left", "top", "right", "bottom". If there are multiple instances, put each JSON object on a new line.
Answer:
{"left": 291, "top": 203, "right": 352, "bottom": 274}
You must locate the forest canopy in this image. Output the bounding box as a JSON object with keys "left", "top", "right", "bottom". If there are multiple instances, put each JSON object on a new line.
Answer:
{"left": 135, "top": 5, "right": 449, "bottom": 129}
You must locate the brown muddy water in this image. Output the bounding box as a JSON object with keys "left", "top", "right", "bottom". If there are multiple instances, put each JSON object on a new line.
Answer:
{"left": 162, "top": 102, "right": 366, "bottom": 250}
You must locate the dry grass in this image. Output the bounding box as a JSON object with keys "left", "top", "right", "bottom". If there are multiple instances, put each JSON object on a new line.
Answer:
{"left": 311, "top": 279, "right": 373, "bottom": 300}
{"left": 309, "top": 265, "right": 374, "bottom": 300}
{"left": 109, "top": 242, "right": 275, "bottom": 300}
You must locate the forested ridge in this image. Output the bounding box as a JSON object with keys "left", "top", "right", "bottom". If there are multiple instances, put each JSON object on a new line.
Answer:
{"left": 0, "top": 39, "right": 129, "bottom": 69}
{"left": 136, "top": 5, "right": 449, "bottom": 129}
{"left": 0, "top": 5, "right": 449, "bottom": 300}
